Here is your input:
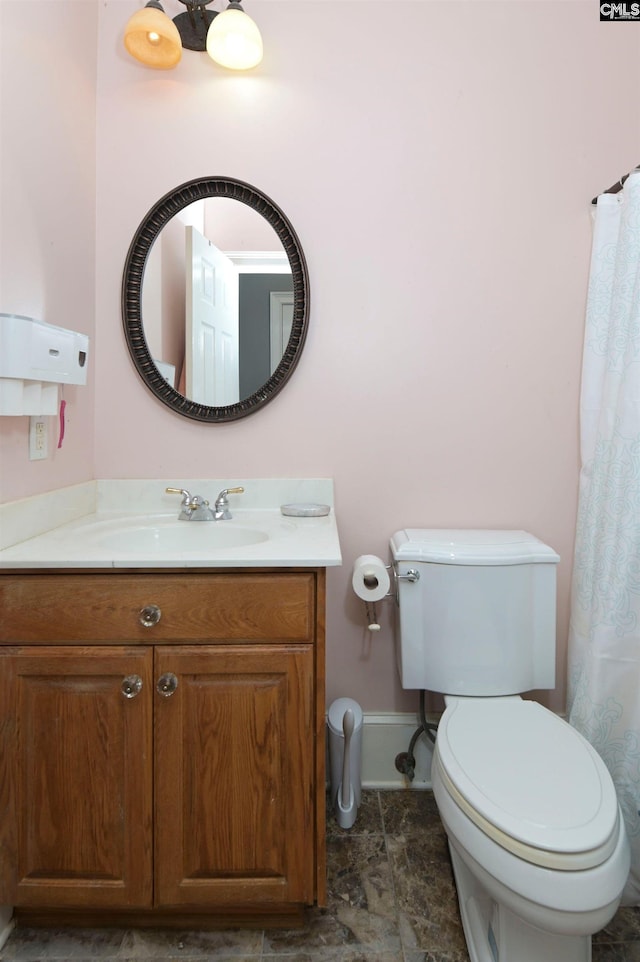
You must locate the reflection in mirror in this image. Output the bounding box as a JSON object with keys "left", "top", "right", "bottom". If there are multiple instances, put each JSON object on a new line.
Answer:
{"left": 142, "top": 200, "right": 293, "bottom": 406}
{"left": 122, "top": 178, "right": 309, "bottom": 422}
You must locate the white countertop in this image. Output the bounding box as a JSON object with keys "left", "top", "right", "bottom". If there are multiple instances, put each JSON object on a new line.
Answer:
{"left": 0, "top": 479, "right": 342, "bottom": 570}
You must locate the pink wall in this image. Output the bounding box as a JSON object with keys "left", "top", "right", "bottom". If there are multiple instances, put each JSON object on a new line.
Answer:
{"left": 94, "top": 0, "right": 639, "bottom": 713}
{"left": 0, "top": 1, "right": 97, "bottom": 499}
{"left": 2, "top": 0, "right": 639, "bottom": 713}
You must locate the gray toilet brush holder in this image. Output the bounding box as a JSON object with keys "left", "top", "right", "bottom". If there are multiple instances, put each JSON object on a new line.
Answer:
{"left": 328, "top": 697, "right": 363, "bottom": 830}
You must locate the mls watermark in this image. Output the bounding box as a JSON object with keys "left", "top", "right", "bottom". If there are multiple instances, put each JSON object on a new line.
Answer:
{"left": 600, "top": 2, "right": 640, "bottom": 20}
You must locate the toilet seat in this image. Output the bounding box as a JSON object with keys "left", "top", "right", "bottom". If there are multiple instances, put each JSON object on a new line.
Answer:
{"left": 435, "top": 696, "right": 620, "bottom": 870}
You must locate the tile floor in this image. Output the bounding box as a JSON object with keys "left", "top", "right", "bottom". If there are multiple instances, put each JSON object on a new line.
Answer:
{"left": 2, "top": 791, "right": 640, "bottom": 962}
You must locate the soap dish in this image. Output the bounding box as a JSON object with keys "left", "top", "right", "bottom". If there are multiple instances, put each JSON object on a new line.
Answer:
{"left": 280, "top": 503, "right": 330, "bottom": 518}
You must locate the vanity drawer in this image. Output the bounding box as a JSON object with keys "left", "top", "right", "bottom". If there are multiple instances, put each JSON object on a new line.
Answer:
{"left": 0, "top": 572, "right": 317, "bottom": 645}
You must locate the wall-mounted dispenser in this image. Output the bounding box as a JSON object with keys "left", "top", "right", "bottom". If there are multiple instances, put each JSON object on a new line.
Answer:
{"left": 0, "top": 314, "right": 89, "bottom": 416}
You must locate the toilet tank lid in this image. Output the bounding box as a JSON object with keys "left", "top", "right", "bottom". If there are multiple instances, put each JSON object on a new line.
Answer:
{"left": 390, "top": 529, "right": 560, "bottom": 565}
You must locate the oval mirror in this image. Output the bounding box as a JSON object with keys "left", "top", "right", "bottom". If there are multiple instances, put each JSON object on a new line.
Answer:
{"left": 122, "top": 177, "right": 309, "bottom": 422}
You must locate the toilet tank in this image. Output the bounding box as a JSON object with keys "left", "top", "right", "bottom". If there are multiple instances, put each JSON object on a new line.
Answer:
{"left": 390, "top": 529, "right": 560, "bottom": 695}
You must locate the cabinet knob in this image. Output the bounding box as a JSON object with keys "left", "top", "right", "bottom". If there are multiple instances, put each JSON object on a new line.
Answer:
{"left": 157, "top": 672, "right": 178, "bottom": 697}
{"left": 139, "top": 604, "right": 162, "bottom": 628}
{"left": 121, "top": 675, "right": 143, "bottom": 699}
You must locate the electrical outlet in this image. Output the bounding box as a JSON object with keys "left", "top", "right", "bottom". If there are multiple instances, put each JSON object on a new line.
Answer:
{"left": 29, "top": 417, "right": 48, "bottom": 461}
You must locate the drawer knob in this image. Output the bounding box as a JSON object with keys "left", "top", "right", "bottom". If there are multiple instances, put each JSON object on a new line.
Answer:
{"left": 121, "top": 675, "right": 143, "bottom": 699}
{"left": 157, "top": 672, "right": 178, "bottom": 697}
{"left": 139, "top": 604, "right": 162, "bottom": 628}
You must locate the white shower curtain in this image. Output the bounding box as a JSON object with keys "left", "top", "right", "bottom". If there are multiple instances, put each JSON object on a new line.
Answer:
{"left": 568, "top": 170, "right": 640, "bottom": 905}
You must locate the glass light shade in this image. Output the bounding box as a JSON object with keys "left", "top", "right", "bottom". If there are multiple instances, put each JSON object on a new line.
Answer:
{"left": 124, "top": 5, "right": 182, "bottom": 69}
{"left": 206, "top": 7, "right": 263, "bottom": 70}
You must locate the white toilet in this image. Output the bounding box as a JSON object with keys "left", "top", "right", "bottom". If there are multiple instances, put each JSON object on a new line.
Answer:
{"left": 391, "top": 528, "right": 630, "bottom": 962}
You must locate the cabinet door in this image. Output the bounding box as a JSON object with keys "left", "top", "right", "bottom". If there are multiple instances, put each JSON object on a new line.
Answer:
{"left": 154, "top": 645, "right": 314, "bottom": 907}
{"left": 0, "top": 647, "right": 153, "bottom": 908}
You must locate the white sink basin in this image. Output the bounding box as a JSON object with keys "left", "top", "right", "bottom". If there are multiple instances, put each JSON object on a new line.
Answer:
{"left": 93, "top": 521, "right": 271, "bottom": 553}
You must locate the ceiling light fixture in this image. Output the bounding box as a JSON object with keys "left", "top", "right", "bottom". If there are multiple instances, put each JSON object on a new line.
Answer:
{"left": 123, "top": 0, "right": 263, "bottom": 71}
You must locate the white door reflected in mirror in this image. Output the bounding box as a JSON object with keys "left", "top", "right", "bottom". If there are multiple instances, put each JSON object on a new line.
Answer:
{"left": 185, "top": 226, "right": 239, "bottom": 406}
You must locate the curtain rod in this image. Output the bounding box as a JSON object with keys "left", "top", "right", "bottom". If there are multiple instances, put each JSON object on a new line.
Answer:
{"left": 591, "top": 164, "right": 640, "bottom": 204}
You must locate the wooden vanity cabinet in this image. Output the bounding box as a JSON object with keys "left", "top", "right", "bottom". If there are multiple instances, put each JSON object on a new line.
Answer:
{"left": 0, "top": 569, "right": 326, "bottom": 927}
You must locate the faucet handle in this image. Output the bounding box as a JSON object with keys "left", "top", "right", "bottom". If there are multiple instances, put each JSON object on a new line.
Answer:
{"left": 214, "top": 486, "right": 245, "bottom": 520}
{"left": 166, "top": 486, "right": 191, "bottom": 505}
{"left": 166, "top": 486, "right": 193, "bottom": 518}
{"left": 221, "top": 486, "right": 245, "bottom": 498}
{"left": 215, "top": 486, "right": 245, "bottom": 504}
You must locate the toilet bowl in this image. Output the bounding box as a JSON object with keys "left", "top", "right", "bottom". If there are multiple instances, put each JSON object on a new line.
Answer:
{"left": 432, "top": 696, "right": 630, "bottom": 962}
{"left": 390, "top": 529, "right": 631, "bottom": 962}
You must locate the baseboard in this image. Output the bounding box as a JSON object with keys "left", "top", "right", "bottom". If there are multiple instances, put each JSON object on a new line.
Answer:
{"left": 360, "top": 712, "right": 434, "bottom": 789}
{"left": 0, "top": 907, "right": 14, "bottom": 950}
{"left": 355, "top": 706, "right": 564, "bottom": 789}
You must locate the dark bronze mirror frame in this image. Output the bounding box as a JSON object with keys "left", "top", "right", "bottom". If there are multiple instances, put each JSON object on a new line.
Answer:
{"left": 122, "top": 176, "right": 310, "bottom": 422}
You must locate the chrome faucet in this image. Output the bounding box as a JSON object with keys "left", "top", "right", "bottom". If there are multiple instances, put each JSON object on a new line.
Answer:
{"left": 165, "top": 487, "right": 215, "bottom": 522}
{"left": 213, "top": 486, "right": 245, "bottom": 520}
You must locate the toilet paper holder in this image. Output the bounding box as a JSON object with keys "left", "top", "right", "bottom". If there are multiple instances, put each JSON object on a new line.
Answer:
{"left": 366, "top": 564, "right": 420, "bottom": 588}
{"left": 353, "top": 555, "right": 421, "bottom": 631}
